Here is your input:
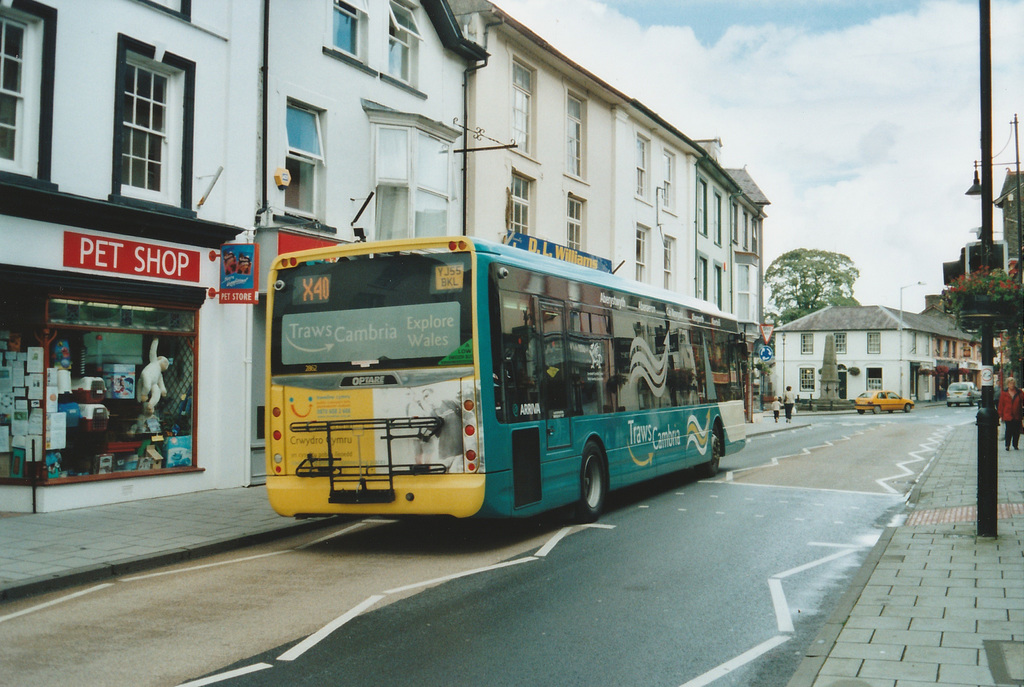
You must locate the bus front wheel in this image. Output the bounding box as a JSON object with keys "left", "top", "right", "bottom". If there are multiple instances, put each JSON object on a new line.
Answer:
{"left": 698, "top": 429, "right": 722, "bottom": 478}
{"left": 575, "top": 442, "right": 607, "bottom": 523}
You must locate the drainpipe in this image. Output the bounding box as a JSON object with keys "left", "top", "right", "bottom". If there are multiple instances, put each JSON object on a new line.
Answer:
{"left": 459, "top": 16, "right": 500, "bottom": 236}
{"left": 260, "top": 0, "right": 271, "bottom": 219}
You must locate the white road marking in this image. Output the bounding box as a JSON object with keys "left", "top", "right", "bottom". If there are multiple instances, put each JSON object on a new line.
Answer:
{"left": 296, "top": 521, "right": 370, "bottom": 549}
{"left": 536, "top": 527, "right": 573, "bottom": 557}
{"left": 175, "top": 663, "right": 273, "bottom": 686}
{"left": 278, "top": 595, "right": 385, "bottom": 662}
{"left": 0, "top": 583, "right": 113, "bottom": 624}
{"left": 383, "top": 557, "right": 538, "bottom": 595}
{"left": 874, "top": 426, "right": 950, "bottom": 495}
{"left": 119, "top": 551, "right": 292, "bottom": 582}
{"left": 678, "top": 635, "right": 790, "bottom": 687}
{"left": 767, "top": 578, "right": 795, "bottom": 632}
{"left": 774, "top": 548, "right": 859, "bottom": 580}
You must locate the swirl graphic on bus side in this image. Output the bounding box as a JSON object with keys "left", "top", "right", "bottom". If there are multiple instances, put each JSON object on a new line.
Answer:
{"left": 627, "top": 334, "right": 670, "bottom": 397}
{"left": 686, "top": 410, "right": 712, "bottom": 455}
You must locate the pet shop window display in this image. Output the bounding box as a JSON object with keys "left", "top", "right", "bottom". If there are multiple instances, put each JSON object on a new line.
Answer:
{"left": 2, "top": 297, "right": 198, "bottom": 483}
{"left": 129, "top": 337, "right": 194, "bottom": 470}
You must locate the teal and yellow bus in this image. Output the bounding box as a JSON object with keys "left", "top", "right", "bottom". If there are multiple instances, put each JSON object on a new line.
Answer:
{"left": 266, "top": 237, "right": 746, "bottom": 520}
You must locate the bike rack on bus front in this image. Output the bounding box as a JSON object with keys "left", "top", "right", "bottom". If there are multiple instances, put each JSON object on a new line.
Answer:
{"left": 290, "top": 417, "right": 445, "bottom": 504}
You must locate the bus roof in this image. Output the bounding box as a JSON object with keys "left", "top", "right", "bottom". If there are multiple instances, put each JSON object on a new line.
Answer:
{"left": 272, "top": 235, "right": 740, "bottom": 328}
{"left": 468, "top": 236, "right": 740, "bottom": 327}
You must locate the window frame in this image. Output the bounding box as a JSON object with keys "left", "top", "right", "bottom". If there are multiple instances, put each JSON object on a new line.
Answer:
{"left": 696, "top": 177, "right": 708, "bottom": 236}
{"left": 799, "top": 367, "right": 815, "bottom": 392}
{"left": 284, "top": 101, "right": 326, "bottom": 218}
{"left": 867, "top": 331, "right": 881, "bottom": 354}
{"left": 713, "top": 262, "right": 723, "bottom": 310}
{"left": 866, "top": 367, "right": 883, "bottom": 390}
{"left": 661, "top": 150, "right": 674, "bottom": 211}
{"left": 801, "top": 333, "right": 814, "bottom": 355}
{"left": 0, "top": 7, "right": 51, "bottom": 180}
{"left": 713, "top": 191, "right": 723, "bottom": 245}
{"left": 387, "top": 0, "right": 421, "bottom": 85}
{"left": 566, "top": 194, "right": 583, "bottom": 250}
{"left": 331, "top": 0, "right": 368, "bottom": 60}
{"left": 696, "top": 254, "right": 708, "bottom": 300}
{"left": 510, "top": 171, "right": 531, "bottom": 235}
{"left": 736, "top": 263, "right": 752, "bottom": 321}
{"left": 511, "top": 59, "right": 533, "bottom": 154}
{"left": 635, "top": 134, "right": 649, "bottom": 200}
{"left": 662, "top": 235, "right": 675, "bottom": 290}
{"left": 566, "top": 93, "right": 583, "bottom": 178}
{"left": 634, "top": 224, "right": 649, "bottom": 282}
{"left": 834, "top": 332, "right": 847, "bottom": 354}
{"left": 111, "top": 35, "right": 194, "bottom": 211}
{"left": 373, "top": 124, "right": 454, "bottom": 240}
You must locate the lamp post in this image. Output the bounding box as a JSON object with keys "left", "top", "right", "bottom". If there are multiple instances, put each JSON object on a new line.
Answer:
{"left": 898, "top": 281, "right": 925, "bottom": 399}
{"left": 968, "top": 0, "right": 998, "bottom": 538}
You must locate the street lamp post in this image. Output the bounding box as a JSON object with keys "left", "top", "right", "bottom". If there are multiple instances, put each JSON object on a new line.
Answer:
{"left": 971, "top": 0, "right": 999, "bottom": 538}
{"left": 898, "top": 281, "right": 925, "bottom": 399}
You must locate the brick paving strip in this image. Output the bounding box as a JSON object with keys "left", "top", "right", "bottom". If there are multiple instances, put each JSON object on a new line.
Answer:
{"left": 905, "top": 502, "right": 1024, "bottom": 525}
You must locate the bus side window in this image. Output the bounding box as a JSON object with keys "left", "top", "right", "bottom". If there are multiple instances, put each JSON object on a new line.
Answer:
{"left": 539, "top": 302, "right": 568, "bottom": 418}
{"left": 500, "top": 293, "right": 540, "bottom": 422}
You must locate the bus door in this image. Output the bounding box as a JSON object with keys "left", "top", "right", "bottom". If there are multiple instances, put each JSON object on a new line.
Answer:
{"left": 538, "top": 298, "right": 571, "bottom": 450}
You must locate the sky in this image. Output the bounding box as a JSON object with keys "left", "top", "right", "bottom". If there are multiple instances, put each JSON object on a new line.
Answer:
{"left": 494, "top": 0, "right": 1024, "bottom": 313}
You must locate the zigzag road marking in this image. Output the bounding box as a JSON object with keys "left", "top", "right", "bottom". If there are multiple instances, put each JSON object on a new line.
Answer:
{"left": 875, "top": 425, "right": 952, "bottom": 496}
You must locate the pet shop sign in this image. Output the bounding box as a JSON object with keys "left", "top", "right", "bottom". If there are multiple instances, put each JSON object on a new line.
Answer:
{"left": 218, "top": 243, "right": 259, "bottom": 304}
{"left": 63, "top": 231, "right": 200, "bottom": 282}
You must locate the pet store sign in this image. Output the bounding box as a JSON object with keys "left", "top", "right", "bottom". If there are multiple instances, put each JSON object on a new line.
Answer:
{"left": 63, "top": 231, "right": 200, "bottom": 282}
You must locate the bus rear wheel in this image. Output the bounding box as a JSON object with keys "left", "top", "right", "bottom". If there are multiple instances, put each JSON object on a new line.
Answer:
{"left": 575, "top": 442, "right": 607, "bottom": 523}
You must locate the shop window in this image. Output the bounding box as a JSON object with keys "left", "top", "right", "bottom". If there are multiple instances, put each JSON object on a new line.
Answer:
{"left": 867, "top": 367, "right": 883, "bottom": 390}
{"left": 0, "top": 296, "right": 198, "bottom": 483}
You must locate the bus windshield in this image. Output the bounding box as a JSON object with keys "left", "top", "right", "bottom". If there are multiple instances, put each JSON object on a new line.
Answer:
{"left": 270, "top": 250, "right": 473, "bottom": 374}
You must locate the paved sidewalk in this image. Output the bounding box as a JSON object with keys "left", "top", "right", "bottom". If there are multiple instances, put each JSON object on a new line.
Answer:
{"left": 0, "top": 486, "right": 343, "bottom": 602}
{"left": 788, "top": 422, "right": 1024, "bottom": 687}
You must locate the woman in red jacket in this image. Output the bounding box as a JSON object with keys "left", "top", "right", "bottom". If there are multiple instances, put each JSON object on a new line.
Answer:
{"left": 997, "top": 377, "right": 1023, "bottom": 450}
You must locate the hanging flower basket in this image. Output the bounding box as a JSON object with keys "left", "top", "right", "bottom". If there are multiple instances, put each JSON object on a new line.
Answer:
{"left": 943, "top": 268, "right": 1023, "bottom": 331}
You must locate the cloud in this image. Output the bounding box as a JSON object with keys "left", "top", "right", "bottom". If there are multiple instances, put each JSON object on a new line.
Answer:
{"left": 495, "top": 0, "right": 1024, "bottom": 312}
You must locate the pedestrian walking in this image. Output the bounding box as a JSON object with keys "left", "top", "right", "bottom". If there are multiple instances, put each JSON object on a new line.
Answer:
{"left": 783, "top": 386, "right": 795, "bottom": 423}
{"left": 771, "top": 397, "right": 781, "bottom": 423}
{"left": 997, "top": 377, "right": 1023, "bottom": 451}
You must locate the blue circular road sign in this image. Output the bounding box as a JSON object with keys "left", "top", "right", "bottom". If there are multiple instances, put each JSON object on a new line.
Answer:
{"left": 758, "top": 345, "right": 774, "bottom": 362}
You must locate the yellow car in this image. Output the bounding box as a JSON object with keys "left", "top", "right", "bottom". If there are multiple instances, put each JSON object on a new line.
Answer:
{"left": 855, "top": 390, "right": 914, "bottom": 414}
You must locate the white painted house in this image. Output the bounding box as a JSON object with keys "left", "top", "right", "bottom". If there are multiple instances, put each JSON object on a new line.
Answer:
{"left": 452, "top": 1, "right": 708, "bottom": 294}
{"left": 0, "top": 0, "right": 261, "bottom": 511}
{"left": 773, "top": 306, "right": 981, "bottom": 403}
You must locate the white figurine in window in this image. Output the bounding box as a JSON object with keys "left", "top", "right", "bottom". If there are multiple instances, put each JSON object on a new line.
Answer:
{"left": 138, "top": 338, "right": 170, "bottom": 414}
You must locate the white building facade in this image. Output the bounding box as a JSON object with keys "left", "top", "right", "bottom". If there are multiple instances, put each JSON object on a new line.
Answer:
{"left": 773, "top": 306, "right": 981, "bottom": 403}
{"left": 0, "top": 0, "right": 261, "bottom": 512}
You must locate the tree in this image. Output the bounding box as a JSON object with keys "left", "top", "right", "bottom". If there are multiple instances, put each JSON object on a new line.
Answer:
{"left": 765, "top": 248, "right": 860, "bottom": 324}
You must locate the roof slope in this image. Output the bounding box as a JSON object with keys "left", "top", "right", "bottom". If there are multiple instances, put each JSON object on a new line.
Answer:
{"left": 726, "top": 168, "right": 770, "bottom": 206}
{"left": 777, "top": 305, "right": 975, "bottom": 339}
